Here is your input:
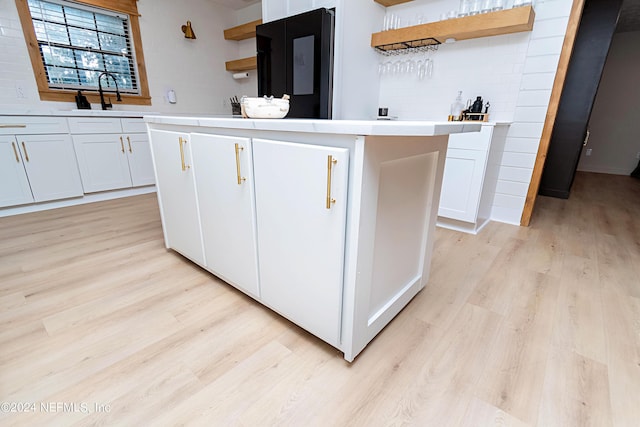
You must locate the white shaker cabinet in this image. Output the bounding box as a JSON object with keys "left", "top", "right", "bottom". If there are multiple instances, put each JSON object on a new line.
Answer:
{"left": 0, "top": 137, "right": 34, "bottom": 208}
{"left": 70, "top": 117, "right": 155, "bottom": 193}
{"left": 252, "top": 138, "right": 349, "bottom": 347}
{"left": 149, "top": 129, "right": 205, "bottom": 266}
{"left": 1, "top": 117, "right": 83, "bottom": 207}
{"left": 190, "top": 134, "right": 260, "bottom": 298}
{"left": 16, "top": 134, "right": 84, "bottom": 202}
{"left": 438, "top": 123, "right": 509, "bottom": 234}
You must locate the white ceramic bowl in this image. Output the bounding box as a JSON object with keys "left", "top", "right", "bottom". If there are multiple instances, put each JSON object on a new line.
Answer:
{"left": 241, "top": 95, "right": 290, "bottom": 119}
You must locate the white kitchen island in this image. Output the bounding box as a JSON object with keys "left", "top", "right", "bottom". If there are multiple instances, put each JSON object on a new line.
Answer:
{"left": 144, "top": 115, "right": 481, "bottom": 361}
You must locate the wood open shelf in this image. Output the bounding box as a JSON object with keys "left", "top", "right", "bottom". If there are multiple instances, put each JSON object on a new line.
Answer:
{"left": 225, "top": 56, "right": 257, "bottom": 72}
{"left": 374, "top": 0, "right": 414, "bottom": 6}
{"left": 371, "top": 5, "right": 535, "bottom": 51}
{"left": 223, "top": 19, "right": 262, "bottom": 41}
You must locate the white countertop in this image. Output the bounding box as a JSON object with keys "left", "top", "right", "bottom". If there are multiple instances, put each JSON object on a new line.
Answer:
{"left": 144, "top": 115, "right": 483, "bottom": 136}
{"left": 0, "top": 109, "right": 156, "bottom": 118}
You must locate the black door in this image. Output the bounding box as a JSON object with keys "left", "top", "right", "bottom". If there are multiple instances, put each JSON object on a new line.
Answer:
{"left": 538, "top": 0, "right": 623, "bottom": 198}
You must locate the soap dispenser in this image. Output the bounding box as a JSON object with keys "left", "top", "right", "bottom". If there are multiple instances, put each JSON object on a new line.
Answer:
{"left": 449, "top": 91, "right": 465, "bottom": 121}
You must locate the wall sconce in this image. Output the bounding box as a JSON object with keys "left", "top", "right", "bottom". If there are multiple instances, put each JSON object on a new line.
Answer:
{"left": 181, "top": 21, "right": 196, "bottom": 39}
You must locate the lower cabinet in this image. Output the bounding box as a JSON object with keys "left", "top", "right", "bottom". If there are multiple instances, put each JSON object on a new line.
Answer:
{"left": 252, "top": 138, "right": 349, "bottom": 347}
{"left": 149, "top": 129, "right": 205, "bottom": 266}
{"left": 437, "top": 123, "right": 508, "bottom": 234}
{"left": 7, "top": 134, "right": 83, "bottom": 204}
{"left": 190, "top": 133, "right": 259, "bottom": 297}
{"left": 150, "top": 132, "right": 349, "bottom": 347}
{"left": 0, "top": 137, "right": 34, "bottom": 208}
{"left": 72, "top": 132, "right": 155, "bottom": 193}
{"left": 438, "top": 148, "right": 487, "bottom": 223}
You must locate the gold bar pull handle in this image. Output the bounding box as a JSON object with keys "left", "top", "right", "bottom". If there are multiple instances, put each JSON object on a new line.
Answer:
{"left": 326, "top": 155, "right": 337, "bottom": 209}
{"left": 119, "top": 136, "right": 125, "bottom": 153}
{"left": 179, "top": 137, "right": 188, "bottom": 171}
{"left": 127, "top": 136, "right": 132, "bottom": 153}
{"left": 12, "top": 142, "right": 20, "bottom": 162}
{"left": 234, "top": 143, "right": 246, "bottom": 184}
{"left": 21, "top": 142, "right": 29, "bottom": 162}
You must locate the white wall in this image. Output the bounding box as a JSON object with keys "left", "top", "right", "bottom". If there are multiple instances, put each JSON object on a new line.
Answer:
{"left": 378, "top": 0, "right": 573, "bottom": 224}
{"left": 577, "top": 30, "right": 640, "bottom": 175}
{"left": 0, "top": 0, "right": 260, "bottom": 114}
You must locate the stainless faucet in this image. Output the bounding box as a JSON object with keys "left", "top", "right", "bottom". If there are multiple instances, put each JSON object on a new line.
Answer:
{"left": 98, "top": 71, "right": 122, "bottom": 110}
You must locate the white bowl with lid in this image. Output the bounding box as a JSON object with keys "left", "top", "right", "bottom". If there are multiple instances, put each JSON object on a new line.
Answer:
{"left": 241, "top": 95, "right": 290, "bottom": 119}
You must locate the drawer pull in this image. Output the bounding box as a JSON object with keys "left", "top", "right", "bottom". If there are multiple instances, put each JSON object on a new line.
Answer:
{"left": 326, "top": 155, "right": 337, "bottom": 209}
{"left": 12, "top": 142, "right": 20, "bottom": 162}
{"left": 234, "top": 143, "right": 246, "bottom": 184}
{"left": 127, "top": 136, "right": 132, "bottom": 153}
{"left": 21, "top": 142, "right": 29, "bottom": 162}
{"left": 119, "top": 136, "right": 125, "bottom": 153}
{"left": 0, "top": 124, "right": 27, "bottom": 128}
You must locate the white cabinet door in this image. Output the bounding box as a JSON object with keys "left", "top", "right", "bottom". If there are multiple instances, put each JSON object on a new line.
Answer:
{"left": 438, "top": 148, "right": 488, "bottom": 223}
{"left": 252, "top": 138, "right": 348, "bottom": 346}
{"left": 73, "top": 134, "right": 132, "bottom": 193}
{"left": 125, "top": 133, "right": 155, "bottom": 187}
{"left": 149, "top": 130, "right": 205, "bottom": 266}
{"left": 18, "top": 134, "right": 83, "bottom": 202}
{"left": 191, "top": 133, "right": 259, "bottom": 297}
{"left": 0, "top": 137, "right": 33, "bottom": 208}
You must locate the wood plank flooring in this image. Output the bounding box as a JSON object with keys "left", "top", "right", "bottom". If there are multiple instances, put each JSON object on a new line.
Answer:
{"left": 1, "top": 171, "right": 638, "bottom": 426}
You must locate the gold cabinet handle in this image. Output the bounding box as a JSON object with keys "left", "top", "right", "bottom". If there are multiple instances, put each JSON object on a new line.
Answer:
{"left": 119, "top": 136, "right": 125, "bottom": 153}
{"left": 21, "top": 141, "right": 29, "bottom": 162}
{"left": 0, "top": 124, "right": 26, "bottom": 128}
{"left": 326, "top": 155, "right": 337, "bottom": 209}
{"left": 12, "top": 142, "right": 20, "bottom": 162}
{"left": 179, "top": 137, "right": 189, "bottom": 171}
{"left": 234, "top": 143, "right": 246, "bottom": 184}
{"left": 127, "top": 136, "right": 132, "bottom": 153}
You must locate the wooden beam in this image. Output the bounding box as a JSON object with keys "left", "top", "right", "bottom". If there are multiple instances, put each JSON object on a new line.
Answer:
{"left": 520, "top": 0, "right": 586, "bottom": 226}
{"left": 224, "top": 19, "right": 262, "bottom": 41}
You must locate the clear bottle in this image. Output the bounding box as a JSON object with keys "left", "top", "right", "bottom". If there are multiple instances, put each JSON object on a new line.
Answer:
{"left": 450, "top": 91, "right": 465, "bottom": 120}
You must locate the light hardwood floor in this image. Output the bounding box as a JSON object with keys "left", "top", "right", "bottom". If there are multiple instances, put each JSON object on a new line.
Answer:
{"left": 1, "top": 171, "right": 639, "bottom": 426}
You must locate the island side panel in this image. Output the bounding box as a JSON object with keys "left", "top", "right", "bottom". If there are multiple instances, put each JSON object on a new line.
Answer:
{"left": 342, "top": 135, "right": 448, "bottom": 362}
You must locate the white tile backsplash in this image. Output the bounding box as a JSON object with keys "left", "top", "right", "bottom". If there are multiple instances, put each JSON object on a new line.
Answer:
{"left": 523, "top": 54, "right": 561, "bottom": 73}
{"left": 516, "top": 90, "right": 552, "bottom": 107}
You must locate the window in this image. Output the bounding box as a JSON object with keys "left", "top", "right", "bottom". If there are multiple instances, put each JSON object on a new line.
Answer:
{"left": 16, "top": 0, "right": 150, "bottom": 105}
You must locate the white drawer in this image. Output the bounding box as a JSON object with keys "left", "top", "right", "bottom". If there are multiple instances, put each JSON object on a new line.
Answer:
{"left": 447, "top": 125, "right": 493, "bottom": 151}
{"left": 121, "top": 118, "right": 147, "bottom": 134}
{"left": 68, "top": 117, "right": 122, "bottom": 134}
{"left": 0, "top": 116, "right": 68, "bottom": 135}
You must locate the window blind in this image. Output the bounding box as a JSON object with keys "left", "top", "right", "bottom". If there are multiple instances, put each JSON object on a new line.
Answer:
{"left": 27, "top": 0, "right": 140, "bottom": 94}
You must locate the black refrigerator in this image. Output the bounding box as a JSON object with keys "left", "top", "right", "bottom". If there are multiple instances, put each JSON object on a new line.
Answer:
{"left": 256, "top": 8, "right": 334, "bottom": 119}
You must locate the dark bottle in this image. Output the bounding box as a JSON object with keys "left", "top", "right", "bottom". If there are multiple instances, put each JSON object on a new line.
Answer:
{"left": 471, "top": 96, "right": 483, "bottom": 120}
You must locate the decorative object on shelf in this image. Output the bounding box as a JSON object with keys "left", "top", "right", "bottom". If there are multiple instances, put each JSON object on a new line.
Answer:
{"left": 241, "top": 95, "right": 290, "bottom": 119}
{"left": 182, "top": 21, "right": 196, "bottom": 39}
{"left": 448, "top": 94, "right": 490, "bottom": 121}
